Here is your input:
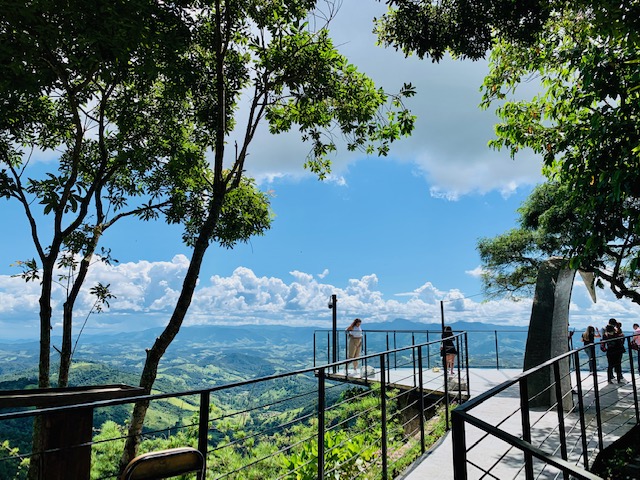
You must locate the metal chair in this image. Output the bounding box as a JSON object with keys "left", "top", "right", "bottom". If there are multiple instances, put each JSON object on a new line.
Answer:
{"left": 120, "top": 447, "right": 205, "bottom": 480}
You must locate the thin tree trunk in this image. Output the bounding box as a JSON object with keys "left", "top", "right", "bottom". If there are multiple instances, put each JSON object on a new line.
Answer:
{"left": 58, "top": 237, "right": 100, "bottom": 387}
{"left": 119, "top": 195, "right": 224, "bottom": 471}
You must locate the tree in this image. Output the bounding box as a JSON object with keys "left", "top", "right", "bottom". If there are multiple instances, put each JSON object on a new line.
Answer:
{"left": 118, "top": 0, "right": 416, "bottom": 470}
{"left": 374, "top": 0, "right": 550, "bottom": 61}
{"left": 0, "top": 0, "right": 215, "bottom": 391}
{"left": 477, "top": 182, "right": 584, "bottom": 298}
{"left": 2, "top": 0, "right": 414, "bottom": 472}
{"left": 478, "top": 0, "right": 640, "bottom": 304}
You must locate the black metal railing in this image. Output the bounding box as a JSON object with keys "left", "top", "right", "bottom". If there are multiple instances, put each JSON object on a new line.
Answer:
{"left": 0, "top": 333, "right": 469, "bottom": 480}
{"left": 314, "top": 328, "right": 528, "bottom": 370}
{"left": 451, "top": 335, "right": 640, "bottom": 480}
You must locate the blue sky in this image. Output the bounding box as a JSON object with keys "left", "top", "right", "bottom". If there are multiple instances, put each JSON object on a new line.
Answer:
{"left": 0, "top": 1, "right": 637, "bottom": 340}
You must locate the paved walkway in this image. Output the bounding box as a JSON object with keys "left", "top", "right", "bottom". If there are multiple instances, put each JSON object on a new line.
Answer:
{"left": 399, "top": 369, "right": 637, "bottom": 480}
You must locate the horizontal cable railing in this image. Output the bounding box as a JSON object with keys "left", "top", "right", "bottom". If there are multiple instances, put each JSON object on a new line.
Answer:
{"left": 314, "top": 328, "right": 528, "bottom": 370}
{"left": 0, "top": 332, "right": 469, "bottom": 480}
{"left": 452, "top": 335, "right": 640, "bottom": 480}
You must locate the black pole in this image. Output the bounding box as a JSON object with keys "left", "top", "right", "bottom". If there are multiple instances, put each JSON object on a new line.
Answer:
{"left": 198, "top": 391, "right": 210, "bottom": 474}
{"left": 330, "top": 294, "right": 337, "bottom": 373}
{"left": 380, "top": 354, "right": 388, "bottom": 479}
{"left": 495, "top": 330, "right": 500, "bottom": 369}
{"left": 317, "top": 368, "right": 326, "bottom": 479}
{"left": 417, "top": 346, "right": 426, "bottom": 454}
{"left": 440, "top": 301, "right": 446, "bottom": 372}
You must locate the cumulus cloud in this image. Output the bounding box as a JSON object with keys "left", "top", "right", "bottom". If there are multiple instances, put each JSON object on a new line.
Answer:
{"left": 465, "top": 266, "right": 485, "bottom": 278}
{"left": 2, "top": 258, "right": 638, "bottom": 340}
{"left": 235, "top": 2, "right": 544, "bottom": 200}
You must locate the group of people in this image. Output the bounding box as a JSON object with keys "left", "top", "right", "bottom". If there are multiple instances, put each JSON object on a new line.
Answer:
{"left": 346, "top": 317, "right": 638, "bottom": 383}
{"left": 581, "top": 318, "right": 640, "bottom": 384}
{"left": 345, "top": 319, "right": 458, "bottom": 376}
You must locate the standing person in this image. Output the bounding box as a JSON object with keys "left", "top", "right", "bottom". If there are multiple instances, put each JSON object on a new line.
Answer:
{"left": 441, "top": 326, "right": 457, "bottom": 375}
{"left": 602, "top": 323, "right": 626, "bottom": 384}
{"left": 346, "top": 318, "right": 363, "bottom": 375}
{"left": 632, "top": 323, "right": 640, "bottom": 375}
{"left": 581, "top": 325, "right": 600, "bottom": 373}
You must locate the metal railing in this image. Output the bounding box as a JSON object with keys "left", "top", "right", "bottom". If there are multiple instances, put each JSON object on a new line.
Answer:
{"left": 314, "top": 328, "right": 528, "bottom": 370}
{"left": 0, "top": 333, "right": 469, "bottom": 480}
{"left": 451, "top": 335, "right": 640, "bottom": 479}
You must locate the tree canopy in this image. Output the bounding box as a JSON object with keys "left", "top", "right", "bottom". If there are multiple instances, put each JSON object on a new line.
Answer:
{"left": 477, "top": 0, "right": 640, "bottom": 304}
{"left": 2, "top": 0, "right": 416, "bottom": 473}
{"left": 375, "top": 0, "right": 550, "bottom": 61}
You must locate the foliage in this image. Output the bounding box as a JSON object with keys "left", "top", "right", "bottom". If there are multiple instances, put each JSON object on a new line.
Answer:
{"left": 478, "top": 182, "right": 574, "bottom": 299}
{"left": 478, "top": 0, "right": 640, "bottom": 304}
{"left": 282, "top": 428, "right": 378, "bottom": 479}
{"left": 375, "top": 0, "right": 550, "bottom": 61}
{"left": 122, "top": 0, "right": 415, "bottom": 470}
{"left": 0, "top": 439, "right": 28, "bottom": 480}
{"left": 0, "top": 0, "right": 213, "bottom": 388}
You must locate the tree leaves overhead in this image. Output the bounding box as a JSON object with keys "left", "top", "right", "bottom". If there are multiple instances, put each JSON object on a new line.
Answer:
{"left": 375, "top": 0, "right": 550, "bottom": 61}
{"left": 477, "top": 0, "right": 640, "bottom": 305}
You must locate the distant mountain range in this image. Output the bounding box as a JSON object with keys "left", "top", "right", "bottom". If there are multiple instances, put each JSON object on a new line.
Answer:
{"left": 0, "top": 318, "right": 528, "bottom": 350}
{"left": 0, "top": 319, "right": 530, "bottom": 382}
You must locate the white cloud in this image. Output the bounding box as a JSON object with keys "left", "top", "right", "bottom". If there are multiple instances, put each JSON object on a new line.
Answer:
{"left": 2, "top": 258, "right": 638, "bottom": 340}
{"left": 236, "top": 1, "right": 544, "bottom": 199}
{"left": 465, "top": 266, "right": 485, "bottom": 278}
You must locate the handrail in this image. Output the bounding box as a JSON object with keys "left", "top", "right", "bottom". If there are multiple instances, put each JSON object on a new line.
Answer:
{"left": 0, "top": 333, "right": 467, "bottom": 422}
{"left": 0, "top": 332, "right": 470, "bottom": 480}
{"left": 313, "top": 328, "right": 528, "bottom": 369}
{"left": 452, "top": 334, "right": 640, "bottom": 479}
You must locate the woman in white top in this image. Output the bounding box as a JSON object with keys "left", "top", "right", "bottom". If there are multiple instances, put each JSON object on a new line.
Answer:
{"left": 346, "top": 318, "right": 363, "bottom": 374}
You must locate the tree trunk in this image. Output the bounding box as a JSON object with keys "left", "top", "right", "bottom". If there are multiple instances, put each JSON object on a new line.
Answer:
{"left": 58, "top": 240, "right": 98, "bottom": 387}
{"left": 524, "top": 257, "right": 576, "bottom": 409}
{"left": 30, "top": 256, "right": 57, "bottom": 480}
{"left": 38, "top": 256, "right": 57, "bottom": 388}
{"left": 119, "top": 195, "right": 224, "bottom": 472}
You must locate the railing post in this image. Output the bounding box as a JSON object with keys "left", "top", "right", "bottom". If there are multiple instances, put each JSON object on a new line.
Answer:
{"left": 593, "top": 351, "right": 604, "bottom": 451}
{"left": 455, "top": 336, "right": 462, "bottom": 401}
{"left": 380, "top": 354, "right": 388, "bottom": 480}
{"left": 393, "top": 331, "right": 398, "bottom": 369}
{"left": 426, "top": 331, "right": 431, "bottom": 368}
{"left": 574, "top": 352, "right": 590, "bottom": 471}
{"left": 444, "top": 355, "right": 450, "bottom": 431}
{"left": 417, "top": 346, "right": 426, "bottom": 454}
{"left": 198, "top": 391, "right": 210, "bottom": 473}
{"left": 627, "top": 338, "right": 640, "bottom": 423}
{"left": 464, "top": 333, "right": 470, "bottom": 398}
{"left": 313, "top": 331, "right": 317, "bottom": 367}
{"left": 326, "top": 331, "right": 330, "bottom": 366}
{"left": 363, "top": 331, "right": 368, "bottom": 356}
{"left": 412, "top": 333, "right": 417, "bottom": 388}
{"left": 552, "top": 362, "right": 569, "bottom": 480}
{"left": 386, "top": 334, "right": 391, "bottom": 380}
{"left": 495, "top": 330, "right": 500, "bottom": 369}
{"left": 317, "top": 367, "right": 326, "bottom": 480}
{"left": 451, "top": 410, "right": 467, "bottom": 480}
{"left": 519, "top": 378, "right": 534, "bottom": 480}
{"left": 345, "top": 331, "right": 349, "bottom": 368}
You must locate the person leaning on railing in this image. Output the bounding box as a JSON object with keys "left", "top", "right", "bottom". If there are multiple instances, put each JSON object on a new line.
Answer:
{"left": 346, "top": 318, "right": 363, "bottom": 375}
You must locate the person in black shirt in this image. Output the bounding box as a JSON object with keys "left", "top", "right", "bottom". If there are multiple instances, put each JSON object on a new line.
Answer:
{"left": 603, "top": 322, "right": 626, "bottom": 384}
{"left": 441, "top": 326, "right": 457, "bottom": 375}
